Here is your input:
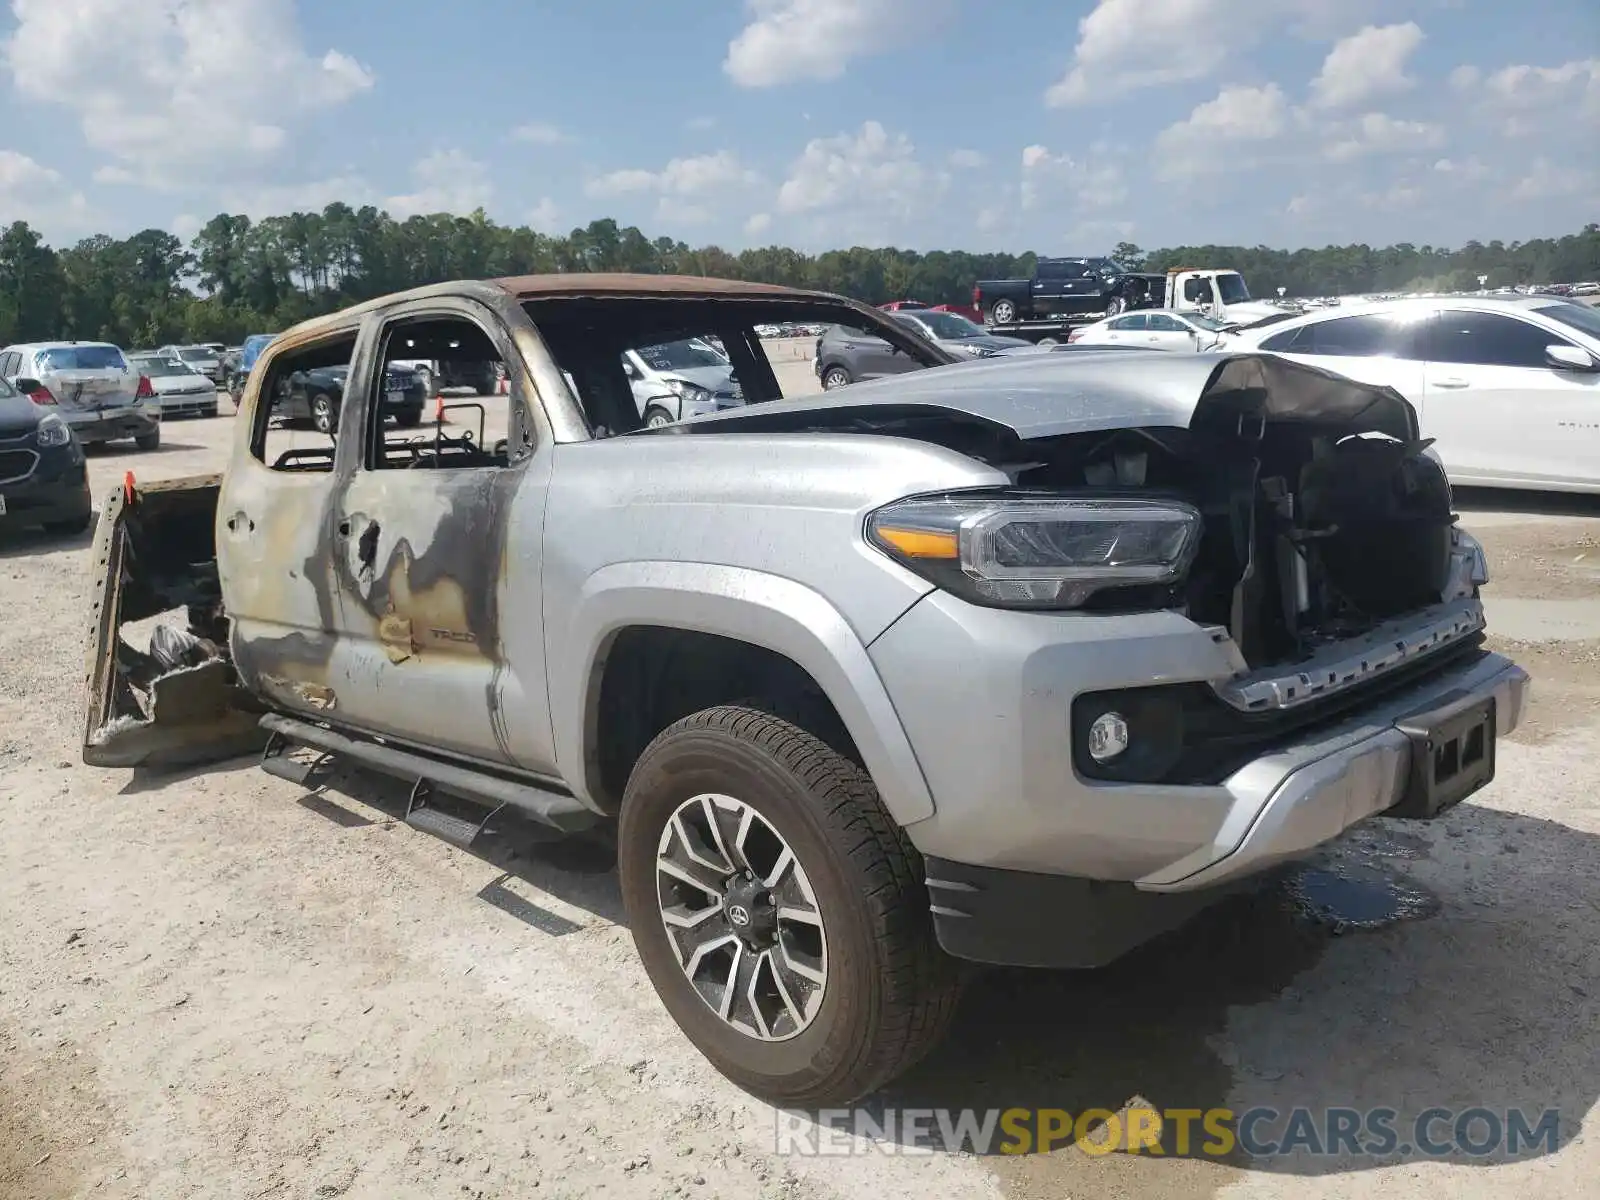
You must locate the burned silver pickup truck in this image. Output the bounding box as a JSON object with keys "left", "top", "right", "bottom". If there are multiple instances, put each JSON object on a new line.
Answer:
{"left": 84, "top": 274, "right": 1527, "bottom": 1105}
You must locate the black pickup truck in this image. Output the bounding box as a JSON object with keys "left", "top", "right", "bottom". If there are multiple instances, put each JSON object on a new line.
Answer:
{"left": 973, "top": 258, "right": 1166, "bottom": 328}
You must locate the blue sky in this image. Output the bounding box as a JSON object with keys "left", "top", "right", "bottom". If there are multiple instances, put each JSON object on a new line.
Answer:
{"left": 1, "top": 0, "right": 1596, "bottom": 255}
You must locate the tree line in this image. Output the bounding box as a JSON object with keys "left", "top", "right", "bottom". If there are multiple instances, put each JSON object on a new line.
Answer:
{"left": 2, "top": 206, "right": 1597, "bottom": 349}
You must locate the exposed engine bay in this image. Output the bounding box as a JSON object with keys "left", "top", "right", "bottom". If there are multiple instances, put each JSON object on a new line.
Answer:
{"left": 811, "top": 409, "right": 1476, "bottom": 674}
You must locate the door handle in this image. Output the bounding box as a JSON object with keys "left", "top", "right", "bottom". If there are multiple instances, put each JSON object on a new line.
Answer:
{"left": 1434, "top": 378, "right": 1470, "bottom": 389}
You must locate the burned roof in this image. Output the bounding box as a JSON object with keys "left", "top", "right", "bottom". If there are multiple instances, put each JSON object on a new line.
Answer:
{"left": 488, "top": 273, "right": 840, "bottom": 303}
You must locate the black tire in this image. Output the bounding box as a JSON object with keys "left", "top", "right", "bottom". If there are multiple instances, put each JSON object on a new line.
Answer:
{"left": 395, "top": 407, "right": 423, "bottom": 429}
{"left": 310, "top": 393, "right": 338, "bottom": 435}
{"left": 43, "top": 513, "right": 92, "bottom": 536}
{"left": 988, "top": 298, "right": 1016, "bottom": 325}
{"left": 643, "top": 405, "right": 676, "bottom": 429}
{"left": 1035, "top": 336, "right": 1059, "bottom": 347}
{"left": 820, "top": 365, "right": 852, "bottom": 390}
{"left": 617, "top": 705, "right": 962, "bottom": 1106}
{"left": 205, "top": 404, "right": 220, "bottom": 419}
{"left": 134, "top": 429, "right": 160, "bottom": 451}
{"left": 1105, "top": 294, "right": 1127, "bottom": 317}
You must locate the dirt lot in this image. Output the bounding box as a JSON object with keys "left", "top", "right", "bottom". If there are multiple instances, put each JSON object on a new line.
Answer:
{"left": 3, "top": 358, "right": 1598, "bottom": 1200}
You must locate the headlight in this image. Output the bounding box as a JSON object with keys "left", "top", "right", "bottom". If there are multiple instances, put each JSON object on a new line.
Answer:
{"left": 667, "top": 379, "right": 711, "bottom": 404}
{"left": 35, "top": 414, "right": 72, "bottom": 448}
{"left": 866, "top": 492, "right": 1203, "bottom": 609}
{"left": 964, "top": 344, "right": 997, "bottom": 358}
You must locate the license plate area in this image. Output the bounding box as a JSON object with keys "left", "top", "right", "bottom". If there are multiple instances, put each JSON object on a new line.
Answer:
{"left": 1390, "top": 693, "right": 1496, "bottom": 819}
{"left": 386, "top": 390, "right": 404, "bottom": 406}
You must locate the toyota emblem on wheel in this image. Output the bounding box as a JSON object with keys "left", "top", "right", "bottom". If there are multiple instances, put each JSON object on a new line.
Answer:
{"left": 728, "top": 904, "right": 750, "bottom": 926}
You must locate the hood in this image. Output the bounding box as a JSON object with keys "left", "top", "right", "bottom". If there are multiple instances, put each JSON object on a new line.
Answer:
{"left": 660, "top": 365, "right": 735, "bottom": 393}
{"left": 953, "top": 335, "right": 1035, "bottom": 355}
{"left": 1218, "top": 301, "right": 1291, "bottom": 324}
{"left": 679, "top": 350, "right": 1418, "bottom": 442}
{"left": 0, "top": 391, "right": 46, "bottom": 436}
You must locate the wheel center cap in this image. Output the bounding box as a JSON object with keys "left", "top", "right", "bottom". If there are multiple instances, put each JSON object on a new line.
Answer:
{"left": 723, "top": 877, "right": 774, "bottom": 943}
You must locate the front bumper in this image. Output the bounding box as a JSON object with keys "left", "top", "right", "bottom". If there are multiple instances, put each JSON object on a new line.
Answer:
{"left": 64, "top": 408, "right": 160, "bottom": 443}
{"left": 870, "top": 592, "right": 1529, "bottom": 891}
{"left": 0, "top": 444, "right": 91, "bottom": 527}
{"left": 160, "top": 393, "right": 218, "bottom": 417}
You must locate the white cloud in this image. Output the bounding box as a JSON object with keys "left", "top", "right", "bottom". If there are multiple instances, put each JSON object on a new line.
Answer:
{"left": 0, "top": 150, "right": 90, "bottom": 231}
{"left": 1153, "top": 83, "right": 1290, "bottom": 177}
{"left": 1432, "top": 156, "right": 1488, "bottom": 179}
{"left": 1457, "top": 58, "right": 1600, "bottom": 134}
{"left": 776, "top": 121, "right": 925, "bottom": 215}
{"left": 1309, "top": 23, "right": 1424, "bottom": 110}
{"left": 1019, "top": 145, "right": 1126, "bottom": 212}
{"left": 510, "top": 121, "right": 571, "bottom": 145}
{"left": 948, "top": 149, "right": 986, "bottom": 170}
{"left": 586, "top": 151, "right": 760, "bottom": 199}
{"left": 1511, "top": 157, "right": 1597, "bottom": 202}
{"left": 2, "top": 0, "right": 374, "bottom": 185}
{"left": 221, "top": 174, "right": 375, "bottom": 218}
{"left": 386, "top": 151, "right": 493, "bottom": 218}
{"left": 1323, "top": 112, "right": 1444, "bottom": 161}
{"left": 724, "top": 0, "right": 953, "bottom": 87}
{"left": 1045, "top": 0, "right": 1395, "bottom": 107}
{"left": 527, "top": 197, "right": 561, "bottom": 232}
{"left": 745, "top": 212, "right": 773, "bottom": 236}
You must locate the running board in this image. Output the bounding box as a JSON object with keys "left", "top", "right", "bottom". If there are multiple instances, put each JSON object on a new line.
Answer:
{"left": 258, "top": 713, "right": 598, "bottom": 836}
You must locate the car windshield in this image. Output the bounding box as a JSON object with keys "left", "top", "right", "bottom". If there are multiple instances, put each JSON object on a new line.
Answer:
{"left": 1533, "top": 301, "right": 1600, "bottom": 340}
{"left": 1176, "top": 311, "right": 1230, "bottom": 331}
{"left": 635, "top": 339, "right": 728, "bottom": 370}
{"left": 1215, "top": 274, "right": 1251, "bottom": 304}
{"left": 912, "top": 312, "right": 985, "bottom": 339}
{"left": 177, "top": 348, "right": 213, "bottom": 361}
{"left": 36, "top": 346, "right": 126, "bottom": 371}
{"left": 132, "top": 358, "right": 192, "bottom": 377}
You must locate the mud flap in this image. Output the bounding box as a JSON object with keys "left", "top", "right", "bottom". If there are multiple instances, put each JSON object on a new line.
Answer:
{"left": 81, "top": 473, "right": 269, "bottom": 769}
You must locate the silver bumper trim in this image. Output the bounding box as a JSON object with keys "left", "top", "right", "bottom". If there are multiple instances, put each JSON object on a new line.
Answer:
{"left": 1136, "top": 652, "right": 1530, "bottom": 893}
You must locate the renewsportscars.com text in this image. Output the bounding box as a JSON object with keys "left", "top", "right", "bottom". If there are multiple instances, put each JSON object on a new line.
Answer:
{"left": 772, "top": 1106, "right": 1562, "bottom": 1158}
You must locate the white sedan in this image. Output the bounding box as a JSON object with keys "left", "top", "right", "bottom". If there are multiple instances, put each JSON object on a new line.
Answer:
{"left": 1224, "top": 296, "right": 1600, "bottom": 493}
{"left": 1067, "top": 308, "right": 1231, "bottom": 351}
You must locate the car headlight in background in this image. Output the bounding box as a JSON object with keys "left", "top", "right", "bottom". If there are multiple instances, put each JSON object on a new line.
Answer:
{"left": 866, "top": 492, "right": 1203, "bottom": 609}
{"left": 963, "top": 344, "right": 998, "bottom": 358}
{"left": 35, "top": 414, "right": 72, "bottom": 448}
{"left": 667, "top": 379, "right": 712, "bottom": 405}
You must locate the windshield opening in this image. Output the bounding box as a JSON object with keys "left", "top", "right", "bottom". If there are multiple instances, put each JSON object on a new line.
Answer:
{"left": 914, "top": 312, "right": 984, "bottom": 339}
{"left": 1215, "top": 274, "right": 1251, "bottom": 304}
{"left": 177, "top": 348, "right": 212, "bottom": 361}
{"left": 1534, "top": 301, "right": 1600, "bottom": 341}
{"left": 634, "top": 339, "right": 729, "bottom": 371}
{"left": 37, "top": 346, "right": 127, "bottom": 371}
{"left": 132, "top": 358, "right": 193, "bottom": 377}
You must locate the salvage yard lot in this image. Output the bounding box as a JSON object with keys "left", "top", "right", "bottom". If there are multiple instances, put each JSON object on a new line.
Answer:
{"left": 2, "top": 351, "right": 1598, "bottom": 1200}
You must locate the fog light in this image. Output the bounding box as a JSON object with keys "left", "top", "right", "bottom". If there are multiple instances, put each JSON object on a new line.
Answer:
{"left": 1087, "top": 711, "right": 1130, "bottom": 763}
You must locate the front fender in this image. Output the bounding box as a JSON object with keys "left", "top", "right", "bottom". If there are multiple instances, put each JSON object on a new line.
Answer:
{"left": 554, "top": 561, "right": 936, "bottom": 827}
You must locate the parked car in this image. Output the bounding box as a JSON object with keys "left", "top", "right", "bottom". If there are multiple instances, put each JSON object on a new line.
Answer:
{"left": 0, "top": 372, "right": 93, "bottom": 535}
{"left": 973, "top": 258, "right": 1167, "bottom": 326}
{"left": 388, "top": 355, "right": 500, "bottom": 398}
{"left": 129, "top": 354, "right": 221, "bottom": 418}
{"left": 230, "top": 334, "right": 281, "bottom": 399}
{"left": 621, "top": 338, "right": 743, "bottom": 427}
{"left": 1067, "top": 309, "right": 1232, "bottom": 351}
{"left": 1224, "top": 296, "right": 1600, "bottom": 493}
{"left": 271, "top": 363, "right": 426, "bottom": 434}
{"left": 155, "top": 344, "right": 225, "bottom": 385}
{"left": 877, "top": 300, "right": 929, "bottom": 311}
{"left": 814, "top": 311, "right": 1029, "bottom": 389}
{"left": 887, "top": 310, "right": 1037, "bottom": 357}
{"left": 0, "top": 341, "right": 161, "bottom": 450}
{"left": 82, "top": 273, "right": 1524, "bottom": 1108}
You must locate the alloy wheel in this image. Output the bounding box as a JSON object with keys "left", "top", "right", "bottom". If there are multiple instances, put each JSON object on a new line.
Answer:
{"left": 654, "top": 792, "right": 828, "bottom": 1042}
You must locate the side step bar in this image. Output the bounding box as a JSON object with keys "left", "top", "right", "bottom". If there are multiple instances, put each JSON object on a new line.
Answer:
{"left": 258, "top": 713, "right": 599, "bottom": 839}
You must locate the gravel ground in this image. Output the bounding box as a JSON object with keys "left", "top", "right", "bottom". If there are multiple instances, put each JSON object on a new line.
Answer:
{"left": 2, "top": 354, "right": 1598, "bottom": 1200}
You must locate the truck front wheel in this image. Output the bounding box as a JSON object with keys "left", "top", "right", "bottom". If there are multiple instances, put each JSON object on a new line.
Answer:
{"left": 617, "top": 705, "right": 961, "bottom": 1106}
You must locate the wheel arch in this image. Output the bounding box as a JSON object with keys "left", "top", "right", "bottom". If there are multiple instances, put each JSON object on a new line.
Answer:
{"left": 557, "top": 561, "right": 935, "bottom": 827}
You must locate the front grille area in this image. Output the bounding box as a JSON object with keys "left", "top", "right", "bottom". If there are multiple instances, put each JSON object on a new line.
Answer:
{"left": 1071, "top": 637, "right": 1487, "bottom": 786}
{"left": 0, "top": 448, "right": 39, "bottom": 483}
